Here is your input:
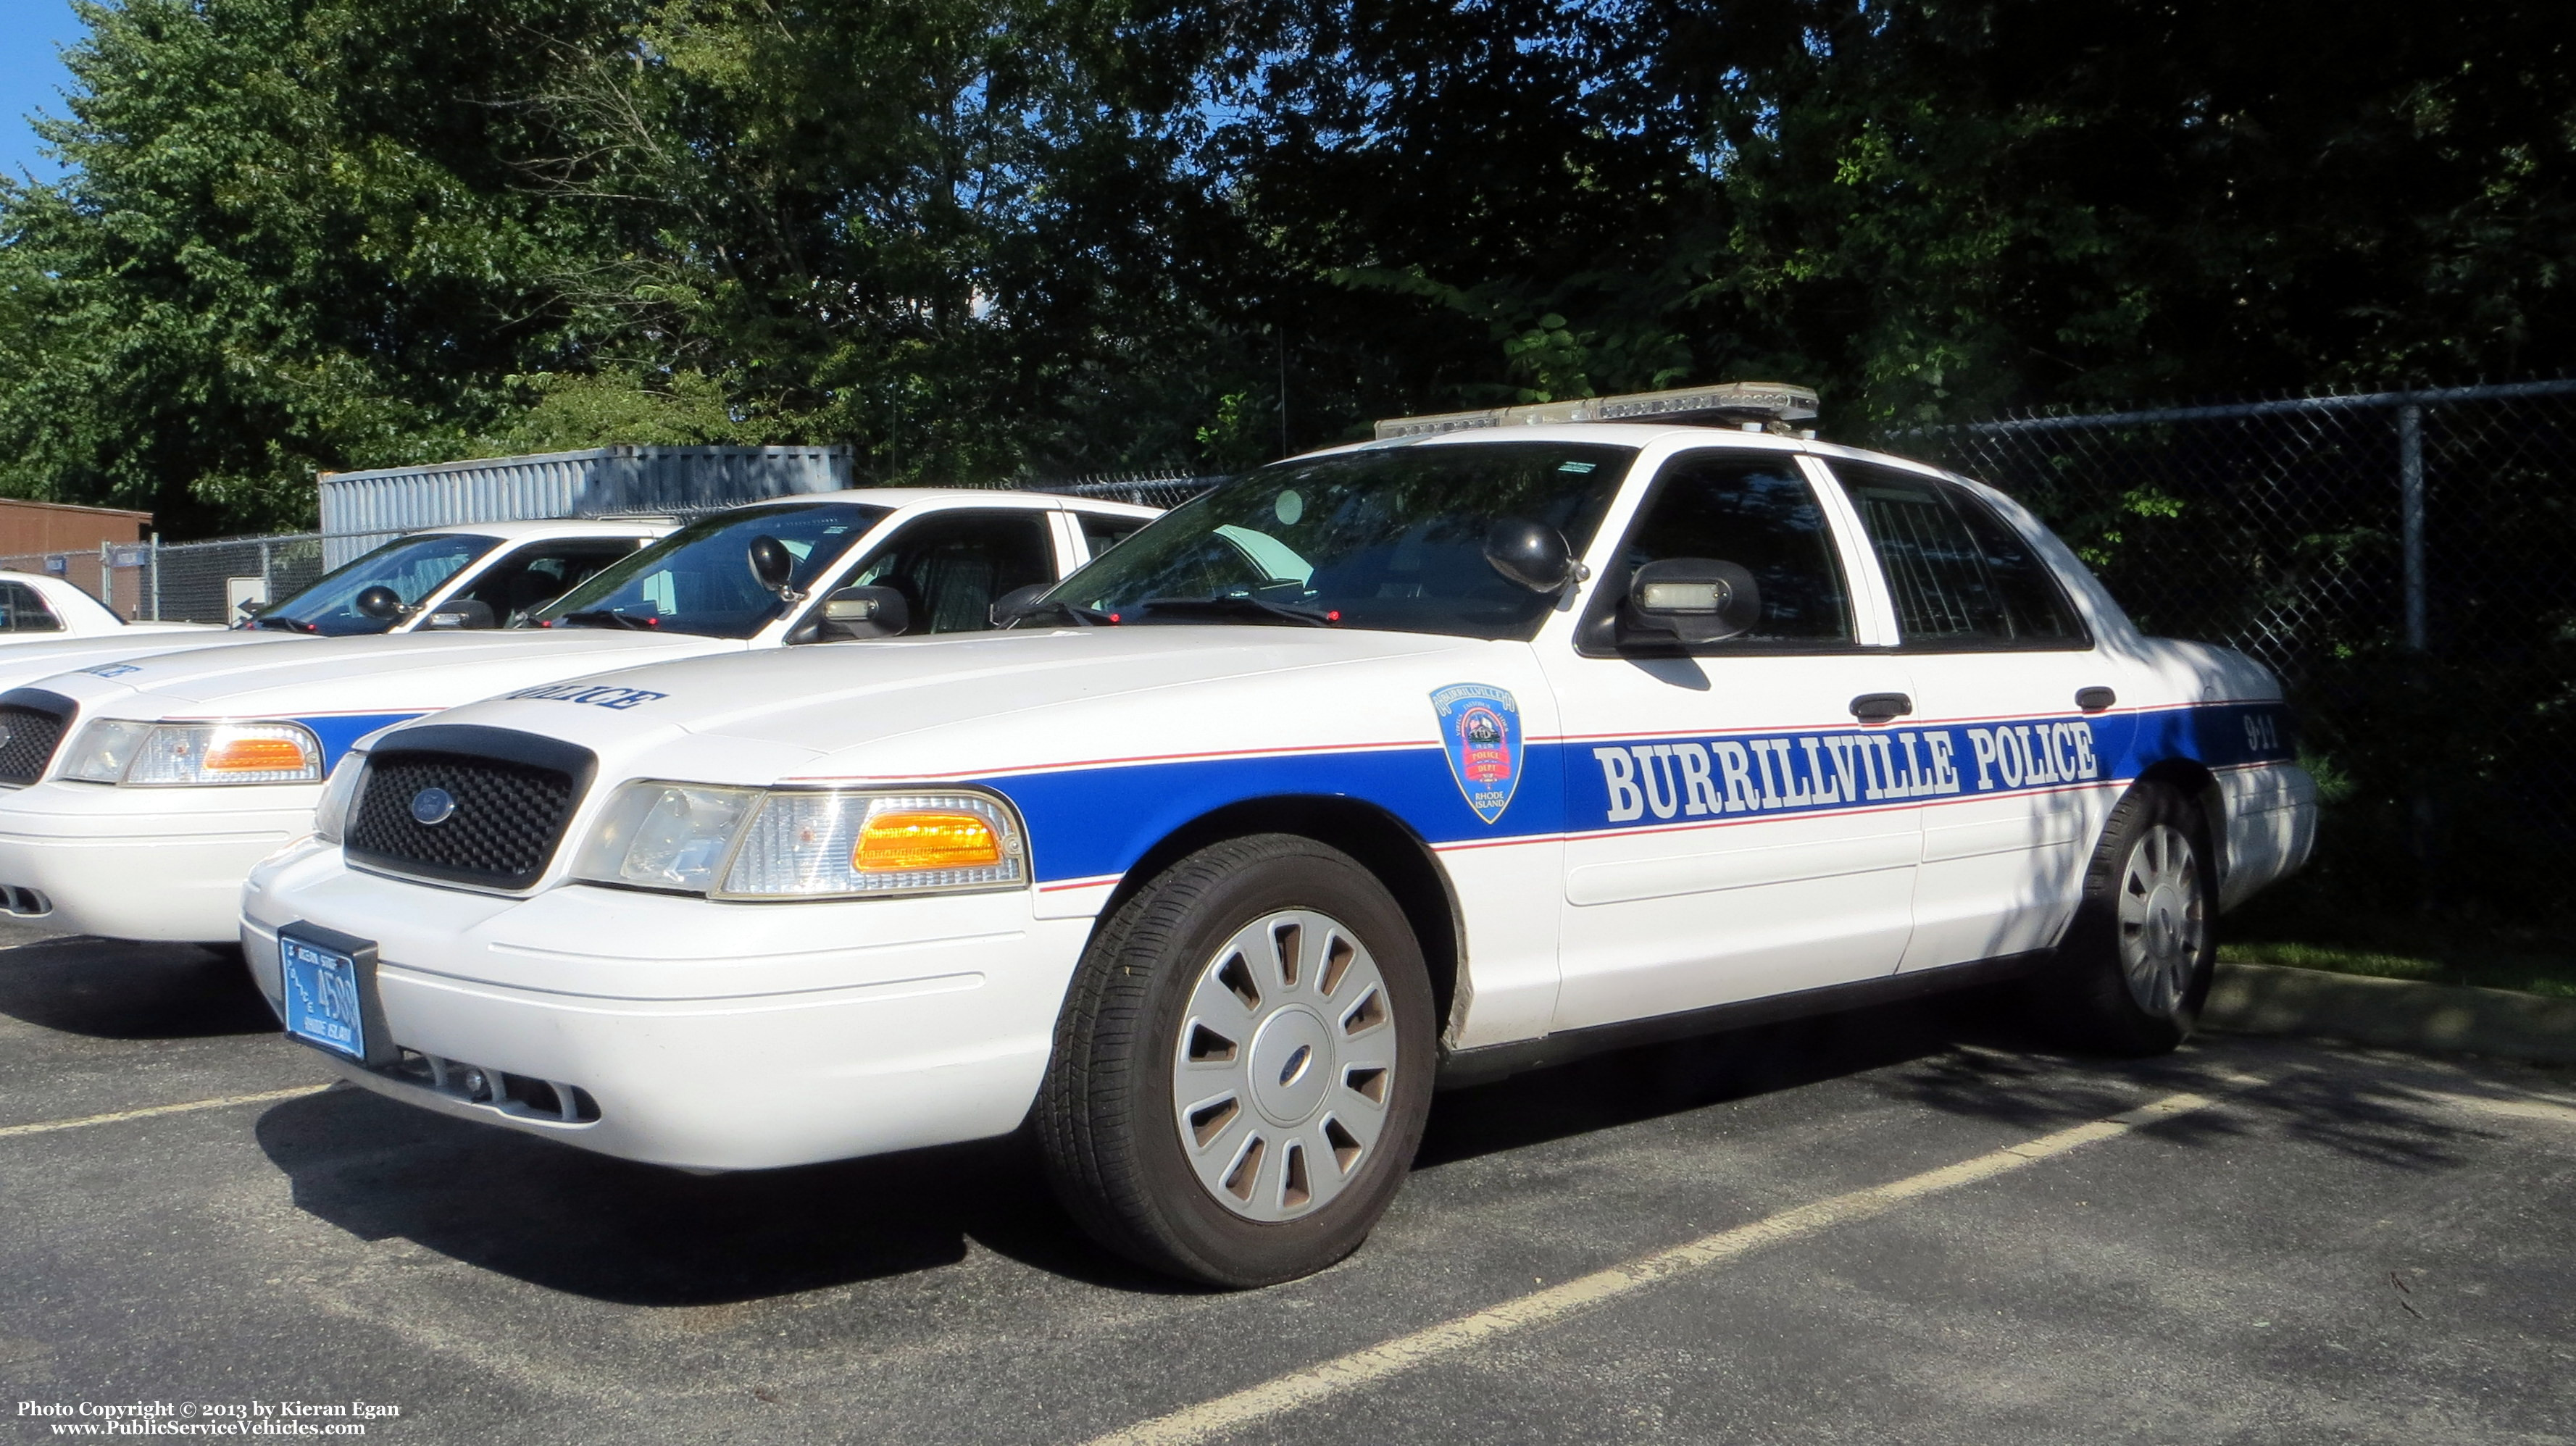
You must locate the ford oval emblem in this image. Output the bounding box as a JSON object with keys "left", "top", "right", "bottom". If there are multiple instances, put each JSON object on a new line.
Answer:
{"left": 409, "top": 787, "right": 457, "bottom": 827}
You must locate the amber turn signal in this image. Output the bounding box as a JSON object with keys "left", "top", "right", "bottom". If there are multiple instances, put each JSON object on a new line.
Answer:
{"left": 204, "top": 736, "right": 317, "bottom": 774}
{"left": 851, "top": 810, "right": 1004, "bottom": 872}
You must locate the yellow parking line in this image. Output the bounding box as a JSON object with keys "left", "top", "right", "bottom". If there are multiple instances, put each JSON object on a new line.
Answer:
{"left": 0, "top": 1084, "right": 334, "bottom": 1140}
{"left": 1090, "top": 1076, "right": 2269, "bottom": 1446}
{"left": 2421, "top": 1090, "right": 2576, "bottom": 1127}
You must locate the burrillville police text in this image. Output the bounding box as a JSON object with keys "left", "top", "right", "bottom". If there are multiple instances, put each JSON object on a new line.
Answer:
{"left": 18, "top": 1401, "right": 396, "bottom": 1436}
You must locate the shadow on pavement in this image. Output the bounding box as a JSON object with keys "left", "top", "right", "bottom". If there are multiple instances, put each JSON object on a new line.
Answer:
{"left": 251, "top": 982, "right": 2498, "bottom": 1307}
{"left": 1417, "top": 985, "right": 2035, "bottom": 1169}
{"left": 253, "top": 989, "right": 2050, "bottom": 1306}
{"left": 0, "top": 935, "right": 277, "bottom": 1039}
{"left": 253, "top": 1087, "right": 1188, "bottom": 1307}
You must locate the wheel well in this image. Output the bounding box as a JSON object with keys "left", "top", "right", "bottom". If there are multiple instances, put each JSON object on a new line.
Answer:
{"left": 2133, "top": 757, "right": 2227, "bottom": 877}
{"left": 1093, "top": 796, "right": 1465, "bottom": 1039}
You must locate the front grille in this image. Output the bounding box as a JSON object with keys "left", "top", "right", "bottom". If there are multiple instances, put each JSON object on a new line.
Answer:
{"left": 0, "top": 691, "right": 74, "bottom": 785}
{"left": 344, "top": 725, "right": 594, "bottom": 890}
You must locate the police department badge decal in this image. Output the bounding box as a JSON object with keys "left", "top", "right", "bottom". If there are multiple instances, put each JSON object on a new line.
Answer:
{"left": 1431, "top": 683, "right": 1522, "bottom": 824}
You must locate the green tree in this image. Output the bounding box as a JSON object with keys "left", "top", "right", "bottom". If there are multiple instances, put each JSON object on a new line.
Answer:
{"left": 0, "top": 0, "right": 643, "bottom": 533}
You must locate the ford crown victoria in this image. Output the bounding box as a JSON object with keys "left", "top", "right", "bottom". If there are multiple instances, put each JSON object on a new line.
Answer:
{"left": 0, "top": 490, "right": 1154, "bottom": 939}
{"left": 238, "top": 387, "right": 2317, "bottom": 1287}
{"left": 0, "top": 568, "right": 213, "bottom": 643}
{"left": 0, "top": 519, "right": 674, "bottom": 706}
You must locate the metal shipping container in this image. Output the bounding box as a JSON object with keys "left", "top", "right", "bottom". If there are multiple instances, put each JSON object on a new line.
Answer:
{"left": 316, "top": 445, "right": 852, "bottom": 565}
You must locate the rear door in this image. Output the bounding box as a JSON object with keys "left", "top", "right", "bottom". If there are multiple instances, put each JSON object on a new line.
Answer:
{"left": 1070, "top": 508, "right": 1152, "bottom": 566}
{"left": 1541, "top": 448, "right": 1922, "bottom": 1030}
{"left": 1825, "top": 460, "right": 2115, "bottom": 970}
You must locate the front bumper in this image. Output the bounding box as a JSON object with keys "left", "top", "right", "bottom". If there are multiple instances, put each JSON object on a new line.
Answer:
{"left": 0, "top": 780, "right": 322, "bottom": 942}
{"left": 241, "top": 843, "right": 1091, "bottom": 1171}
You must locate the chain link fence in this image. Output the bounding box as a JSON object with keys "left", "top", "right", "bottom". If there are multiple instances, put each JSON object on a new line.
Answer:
{"left": 0, "top": 475, "right": 1220, "bottom": 628}
{"left": 1894, "top": 378, "right": 2576, "bottom": 925}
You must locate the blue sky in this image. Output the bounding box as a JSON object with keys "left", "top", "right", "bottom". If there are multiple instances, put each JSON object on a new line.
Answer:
{"left": 1, "top": 0, "right": 82, "bottom": 182}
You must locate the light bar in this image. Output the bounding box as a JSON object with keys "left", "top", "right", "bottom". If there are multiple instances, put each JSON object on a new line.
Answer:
{"left": 1374, "top": 382, "right": 1821, "bottom": 440}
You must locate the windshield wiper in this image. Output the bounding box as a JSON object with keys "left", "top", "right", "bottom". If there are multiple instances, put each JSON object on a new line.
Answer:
{"left": 1012, "top": 599, "right": 1117, "bottom": 628}
{"left": 1131, "top": 595, "right": 1333, "bottom": 627}
{"left": 555, "top": 610, "right": 662, "bottom": 631}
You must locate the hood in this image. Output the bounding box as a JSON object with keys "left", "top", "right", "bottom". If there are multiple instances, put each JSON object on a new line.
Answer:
{"left": 24, "top": 627, "right": 741, "bottom": 738}
{"left": 95, "top": 621, "right": 226, "bottom": 636}
{"left": 0, "top": 629, "right": 288, "bottom": 695}
{"left": 417, "top": 626, "right": 1514, "bottom": 783}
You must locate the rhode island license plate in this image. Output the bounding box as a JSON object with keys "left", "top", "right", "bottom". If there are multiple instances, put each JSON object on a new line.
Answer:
{"left": 280, "top": 932, "right": 371, "bottom": 1061}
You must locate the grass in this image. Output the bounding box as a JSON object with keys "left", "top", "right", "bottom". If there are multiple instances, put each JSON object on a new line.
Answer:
{"left": 2218, "top": 913, "right": 2576, "bottom": 1000}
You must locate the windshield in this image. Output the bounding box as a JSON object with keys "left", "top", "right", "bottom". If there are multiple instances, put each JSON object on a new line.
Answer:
{"left": 1042, "top": 443, "right": 1634, "bottom": 639}
{"left": 251, "top": 534, "right": 499, "bottom": 635}
{"left": 526, "top": 501, "right": 891, "bottom": 638}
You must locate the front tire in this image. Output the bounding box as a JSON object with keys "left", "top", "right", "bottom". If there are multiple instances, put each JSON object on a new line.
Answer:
{"left": 1036, "top": 835, "right": 1437, "bottom": 1287}
{"left": 2042, "top": 783, "right": 2217, "bottom": 1056}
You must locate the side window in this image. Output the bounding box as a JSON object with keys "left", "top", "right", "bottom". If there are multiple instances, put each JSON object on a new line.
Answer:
{"left": 1838, "top": 464, "right": 2084, "bottom": 648}
{"left": 458, "top": 540, "right": 650, "bottom": 625}
{"left": 0, "top": 582, "right": 64, "bottom": 633}
{"left": 1593, "top": 454, "right": 1853, "bottom": 645}
{"left": 1080, "top": 514, "right": 1147, "bottom": 561}
{"left": 844, "top": 511, "right": 1056, "bottom": 634}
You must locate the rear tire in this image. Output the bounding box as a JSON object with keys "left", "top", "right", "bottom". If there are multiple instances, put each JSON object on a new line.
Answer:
{"left": 1036, "top": 834, "right": 1436, "bottom": 1287}
{"left": 2039, "top": 783, "right": 2217, "bottom": 1056}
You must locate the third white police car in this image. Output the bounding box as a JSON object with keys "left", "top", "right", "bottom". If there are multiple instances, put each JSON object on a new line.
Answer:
{"left": 0, "top": 568, "right": 212, "bottom": 643}
{"left": 0, "top": 518, "right": 674, "bottom": 698}
{"left": 0, "top": 490, "right": 1153, "bottom": 940}
{"left": 240, "top": 385, "right": 2316, "bottom": 1287}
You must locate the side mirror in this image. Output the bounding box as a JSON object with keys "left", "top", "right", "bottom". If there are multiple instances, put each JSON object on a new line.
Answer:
{"left": 421, "top": 598, "right": 497, "bottom": 630}
{"left": 747, "top": 535, "right": 798, "bottom": 595}
{"left": 353, "top": 585, "right": 405, "bottom": 622}
{"left": 814, "top": 585, "right": 909, "bottom": 641}
{"left": 1483, "top": 518, "right": 1582, "bottom": 593}
{"left": 989, "top": 582, "right": 1053, "bottom": 628}
{"left": 1623, "top": 558, "right": 1761, "bottom": 645}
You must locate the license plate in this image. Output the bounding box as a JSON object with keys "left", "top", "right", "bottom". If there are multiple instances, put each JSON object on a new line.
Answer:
{"left": 280, "top": 932, "right": 372, "bottom": 1061}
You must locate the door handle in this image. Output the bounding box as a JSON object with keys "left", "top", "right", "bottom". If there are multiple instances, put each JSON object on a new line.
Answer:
{"left": 2075, "top": 686, "right": 2117, "bottom": 712}
{"left": 1848, "top": 692, "right": 1912, "bottom": 724}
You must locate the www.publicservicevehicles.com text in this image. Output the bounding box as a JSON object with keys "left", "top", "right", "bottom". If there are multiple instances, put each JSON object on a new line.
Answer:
{"left": 19, "top": 1401, "right": 397, "bottom": 1436}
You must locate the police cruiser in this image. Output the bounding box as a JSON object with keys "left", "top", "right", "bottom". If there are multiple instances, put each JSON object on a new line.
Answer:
{"left": 0, "top": 568, "right": 214, "bottom": 643}
{"left": 0, "top": 518, "right": 676, "bottom": 703}
{"left": 0, "top": 491, "right": 1154, "bottom": 939}
{"left": 239, "top": 385, "right": 2317, "bottom": 1287}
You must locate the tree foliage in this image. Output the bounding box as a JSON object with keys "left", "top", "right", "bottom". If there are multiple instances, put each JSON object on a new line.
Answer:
{"left": 1, "top": 0, "right": 2570, "bottom": 534}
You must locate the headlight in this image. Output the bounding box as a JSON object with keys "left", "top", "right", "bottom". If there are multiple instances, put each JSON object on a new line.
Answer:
{"left": 64, "top": 719, "right": 325, "bottom": 785}
{"left": 572, "top": 782, "right": 762, "bottom": 893}
{"left": 572, "top": 782, "right": 1026, "bottom": 900}
{"left": 312, "top": 750, "right": 370, "bottom": 843}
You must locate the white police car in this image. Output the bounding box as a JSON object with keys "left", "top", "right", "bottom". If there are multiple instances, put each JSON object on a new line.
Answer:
{"left": 239, "top": 385, "right": 2316, "bottom": 1287}
{"left": 0, "top": 519, "right": 676, "bottom": 701}
{"left": 0, "top": 569, "right": 212, "bottom": 643}
{"left": 0, "top": 490, "right": 1154, "bottom": 940}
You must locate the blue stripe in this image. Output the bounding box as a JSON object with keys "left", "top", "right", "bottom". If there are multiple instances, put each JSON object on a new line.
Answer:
{"left": 292, "top": 714, "right": 430, "bottom": 769}
{"left": 983, "top": 701, "right": 2297, "bottom": 886}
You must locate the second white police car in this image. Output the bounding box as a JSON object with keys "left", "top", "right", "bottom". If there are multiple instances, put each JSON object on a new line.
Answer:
{"left": 0, "top": 490, "right": 1152, "bottom": 940}
{"left": 242, "top": 385, "right": 2317, "bottom": 1287}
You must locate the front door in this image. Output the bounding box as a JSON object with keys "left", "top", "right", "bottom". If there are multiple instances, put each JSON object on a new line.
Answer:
{"left": 1542, "top": 448, "right": 1922, "bottom": 1032}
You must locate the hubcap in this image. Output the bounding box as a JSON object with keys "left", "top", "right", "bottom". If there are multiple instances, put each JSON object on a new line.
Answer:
{"left": 1171, "top": 908, "right": 1398, "bottom": 1223}
{"left": 2117, "top": 824, "right": 2206, "bottom": 1018}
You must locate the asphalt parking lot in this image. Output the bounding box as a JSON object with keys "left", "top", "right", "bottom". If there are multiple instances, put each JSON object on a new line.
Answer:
{"left": 4, "top": 915, "right": 2572, "bottom": 1446}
